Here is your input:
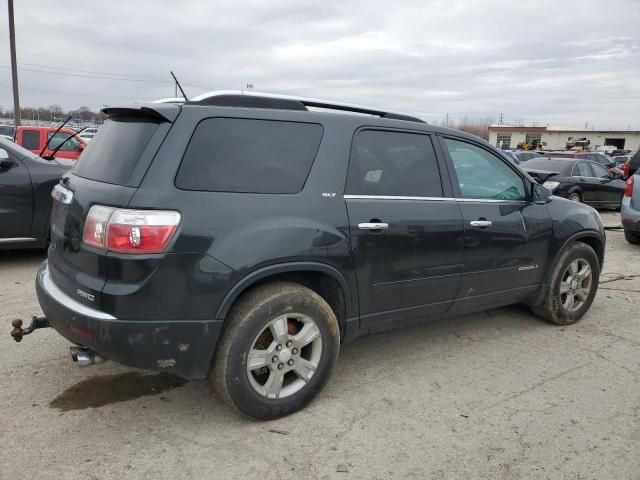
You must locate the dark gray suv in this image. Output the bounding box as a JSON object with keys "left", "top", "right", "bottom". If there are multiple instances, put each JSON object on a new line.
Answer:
{"left": 15, "top": 91, "right": 605, "bottom": 419}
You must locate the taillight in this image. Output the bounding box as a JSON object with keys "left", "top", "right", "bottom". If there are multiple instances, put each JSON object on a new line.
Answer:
{"left": 82, "top": 205, "right": 181, "bottom": 253}
{"left": 625, "top": 176, "right": 634, "bottom": 197}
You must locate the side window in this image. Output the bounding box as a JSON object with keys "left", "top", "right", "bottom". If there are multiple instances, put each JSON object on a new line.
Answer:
{"left": 443, "top": 138, "right": 525, "bottom": 200}
{"left": 575, "top": 162, "right": 592, "bottom": 177}
{"left": 345, "top": 130, "right": 442, "bottom": 197}
{"left": 595, "top": 153, "right": 610, "bottom": 166}
{"left": 591, "top": 163, "right": 610, "bottom": 178}
{"left": 48, "top": 132, "right": 81, "bottom": 151}
{"left": 176, "top": 118, "right": 323, "bottom": 194}
{"left": 22, "top": 130, "right": 40, "bottom": 150}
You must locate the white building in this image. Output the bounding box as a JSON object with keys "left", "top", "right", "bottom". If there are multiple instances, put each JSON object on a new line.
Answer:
{"left": 488, "top": 125, "right": 640, "bottom": 152}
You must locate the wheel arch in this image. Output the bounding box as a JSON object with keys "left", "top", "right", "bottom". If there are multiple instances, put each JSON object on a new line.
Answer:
{"left": 215, "top": 262, "right": 354, "bottom": 339}
{"left": 545, "top": 231, "right": 604, "bottom": 284}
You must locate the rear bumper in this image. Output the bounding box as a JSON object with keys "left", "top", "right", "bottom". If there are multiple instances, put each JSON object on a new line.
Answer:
{"left": 621, "top": 197, "right": 640, "bottom": 232}
{"left": 35, "top": 260, "right": 222, "bottom": 379}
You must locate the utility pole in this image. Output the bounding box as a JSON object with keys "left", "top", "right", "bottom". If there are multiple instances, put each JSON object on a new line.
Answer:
{"left": 8, "top": 0, "right": 21, "bottom": 126}
{"left": 499, "top": 112, "right": 504, "bottom": 124}
{"left": 444, "top": 112, "right": 450, "bottom": 127}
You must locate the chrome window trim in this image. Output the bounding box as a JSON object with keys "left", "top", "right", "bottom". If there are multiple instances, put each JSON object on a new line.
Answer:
{"left": 39, "top": 264, "right": 116, "bottom": 320}
{"left": 343, "top": 194, "right": 527, "bottom": 204}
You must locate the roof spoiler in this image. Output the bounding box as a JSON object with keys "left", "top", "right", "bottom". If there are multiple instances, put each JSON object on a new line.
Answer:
{"left": 101, "top": 103, "right": 180, "bottom": 123}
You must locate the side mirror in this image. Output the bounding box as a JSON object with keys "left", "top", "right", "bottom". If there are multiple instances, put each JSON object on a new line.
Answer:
{"left": 77, "top": 143, "right": 85, "bottom": 151}
{"left": 0, "top": 148, "right": 9, "bottom": 160}
{"left": 532, "top": 182, "right": 553, "bottom": 204}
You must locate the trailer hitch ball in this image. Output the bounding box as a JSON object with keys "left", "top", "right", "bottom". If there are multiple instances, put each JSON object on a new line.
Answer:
{"left": 11, "top": 319, "right": 24, "bottom": 342}
{"left": 10, "top": 316, "right": 50, "bottom": 342}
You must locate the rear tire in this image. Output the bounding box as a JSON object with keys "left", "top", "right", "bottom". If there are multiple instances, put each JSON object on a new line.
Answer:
{"left": 212, "top": 281, "right": 340, "bottom": 419}
{"left": 625, "top": 230, "right": 640, "bottom": 244}
{"left": 567, "top": 192, "right": 582, "bottom": 203}
{"left": 532, "top": 242, "right": 599, "bottom": 325}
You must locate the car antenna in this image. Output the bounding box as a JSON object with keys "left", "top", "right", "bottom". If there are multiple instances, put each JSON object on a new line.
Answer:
{"left": 170, "top": 71, "right": 188, "bottom": 101}
{"left": 38, "top": 116, "right": 72, "bottom": 159}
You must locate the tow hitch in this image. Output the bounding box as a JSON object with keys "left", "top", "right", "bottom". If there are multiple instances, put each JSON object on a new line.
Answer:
{"left": 10, "top": 316, "right": 50, "bottom": 342}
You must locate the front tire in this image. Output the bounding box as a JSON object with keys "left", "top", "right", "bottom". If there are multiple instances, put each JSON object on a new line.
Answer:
{"left": 532, "top": 242, "right": 600, "bottom": 325}
{"left": 212, "top": 282, "right": 340, "bottom": 419}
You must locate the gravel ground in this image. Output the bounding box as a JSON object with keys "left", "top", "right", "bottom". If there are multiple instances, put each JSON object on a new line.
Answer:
{"left": 1, "top": 212, "right": 638, "bottom": 480}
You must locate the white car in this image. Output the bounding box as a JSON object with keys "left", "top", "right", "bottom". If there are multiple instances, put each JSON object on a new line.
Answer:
{"left": 79, "top": 132, "right": 95, "bottom": 142}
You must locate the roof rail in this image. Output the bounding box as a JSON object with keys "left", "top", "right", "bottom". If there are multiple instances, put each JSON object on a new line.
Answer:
{"left": 151, "top": 97, "right": 186, "bottom": 104}
{"left": 186, "top": 90, "right": 426, "bottom": 123}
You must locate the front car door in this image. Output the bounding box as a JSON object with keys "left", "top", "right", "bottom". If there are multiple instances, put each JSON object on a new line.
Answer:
{"left": 0, "top": 147, "right": 33, "bottom": 238}
{"left": 439, "top": 137, "right": 553, "bottom": 311}
{"left": 345, "top": 128, "right": 463, "bottom": 330}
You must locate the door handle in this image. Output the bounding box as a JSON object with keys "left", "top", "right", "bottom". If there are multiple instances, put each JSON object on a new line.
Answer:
{"left": 470, "top": 220, "right": 492, "bottom": 228}
{"left": 358, "top": 222, "right": 389, "bottom": 230}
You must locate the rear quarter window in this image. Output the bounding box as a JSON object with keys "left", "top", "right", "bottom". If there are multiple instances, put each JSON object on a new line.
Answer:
{"left": 175, "top": 118, "right": 323, "bottom": 194}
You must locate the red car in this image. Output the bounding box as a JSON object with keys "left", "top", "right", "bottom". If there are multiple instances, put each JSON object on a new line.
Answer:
{"left": 542, "top": 151, "right": 624, "bottom": 178}
{"left": 14, "top": 126, "right": 87, "bottom": 160}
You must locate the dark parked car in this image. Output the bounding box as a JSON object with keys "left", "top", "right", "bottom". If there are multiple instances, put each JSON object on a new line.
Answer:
{"left": 543, "top": 151, "right": 624, "bottom": 178}
{"left": 19, "top": 92, "right": 605, "bottom": 419}
{"left": 0, "top": 124, "right": 15, "bottom": 141}
{"left": 0, "top": 137, "right": 71, "bottom": 249}
{"left": 513, "top": 150, "right": 542, "bottom": 162}
{"left": 523, "top": 157, "right": 626, "bottom": 209}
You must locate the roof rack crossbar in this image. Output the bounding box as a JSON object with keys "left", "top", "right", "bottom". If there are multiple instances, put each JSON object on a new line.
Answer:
{"left": 185, "top": 90, "right": 426, "bottom": 123}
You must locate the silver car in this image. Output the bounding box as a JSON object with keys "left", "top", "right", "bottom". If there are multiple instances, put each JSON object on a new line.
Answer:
{"left": 621, "top": 173, "right": 640, "bottom": 244}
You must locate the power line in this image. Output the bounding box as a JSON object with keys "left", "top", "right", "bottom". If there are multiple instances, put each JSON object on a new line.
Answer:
{"left": 0, "top": 60, "right": 227, "bottom": 90}
{"left": 0, "top": 58, "right": 169, "bottom": 80}
{"left": 0, "top": 82, "right": 145, "bottom": 100}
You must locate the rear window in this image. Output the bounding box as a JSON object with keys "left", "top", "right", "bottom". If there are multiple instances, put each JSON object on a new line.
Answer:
{"left": 175, "top": 118, "right": 323, "bottom": 194}
{"left": 72, "top": 117, "right": 160, "bottom": 185}
{"left": 22, "top": 130, "right": 40, "bottom": 150}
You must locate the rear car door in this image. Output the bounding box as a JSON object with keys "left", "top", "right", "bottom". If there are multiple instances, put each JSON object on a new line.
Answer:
{"left": 590, "top": 162, "right": 622, "bottom": 204}
{"left": 573, "top": 161, "right": 599, "bottom": 203}
{"left": 345, "top": 129, "right": 463, "bottom": 329}
{"left": 440, "top": 137, "right": 552, "bottom": 310}
{"left": 0, "top": 147, "right": 33, "bottom": 238}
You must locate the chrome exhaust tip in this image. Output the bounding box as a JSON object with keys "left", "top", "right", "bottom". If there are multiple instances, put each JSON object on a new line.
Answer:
{"left": 70, "top": 346, "right": 106, "bottom": 367}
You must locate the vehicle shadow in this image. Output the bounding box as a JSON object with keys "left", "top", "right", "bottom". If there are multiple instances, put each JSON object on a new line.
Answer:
{"left": 0, "top": 248, "right": 46, "bottom": 267}
{"left": 42, "top": 303, "right": 548, "bottom": 424}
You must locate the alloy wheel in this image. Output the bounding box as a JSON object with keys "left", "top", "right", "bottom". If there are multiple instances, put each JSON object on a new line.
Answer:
{"left": 559, "top": 258, "right": 592, "bottom": 312}
{"left": 246, "top": 313, "right": 323, "bottom": 399}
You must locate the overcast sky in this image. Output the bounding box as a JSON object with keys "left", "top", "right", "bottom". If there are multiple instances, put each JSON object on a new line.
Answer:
{"left": 1, "top": 0, "right": 639, "bottom": 128}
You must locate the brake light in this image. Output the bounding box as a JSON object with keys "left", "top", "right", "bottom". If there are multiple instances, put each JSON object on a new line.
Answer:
{"left": 625, "top": 176, "right": 634, "bottom": 197}
{"left": 82, "top": 206, "right": 181, "bottom": 253}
